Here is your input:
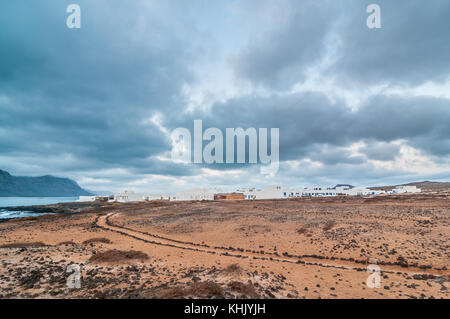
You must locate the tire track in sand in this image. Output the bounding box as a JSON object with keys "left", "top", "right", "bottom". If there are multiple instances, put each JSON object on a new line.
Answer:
{"left": 96, "top": 213, "right": 449, "bottom": 278}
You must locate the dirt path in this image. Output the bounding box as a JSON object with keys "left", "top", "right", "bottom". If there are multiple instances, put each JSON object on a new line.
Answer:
{"left": 96, "top": 213, "right": 449, "bottom": 278}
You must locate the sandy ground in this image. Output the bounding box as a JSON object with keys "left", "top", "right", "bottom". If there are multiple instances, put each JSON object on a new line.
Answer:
{"left": 0, "top": 193, "right": 448, "bottom": 299}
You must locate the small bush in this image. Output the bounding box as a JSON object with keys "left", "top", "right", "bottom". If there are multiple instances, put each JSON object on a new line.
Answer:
{"left": 58, "top": 241, "right": 76, "bottom": 246}
{"left": 227, "top": 281, "right": 260, "bottom": 298}
{"left": 224, "top": 263, "right": 242, "bottom": 274}
{"left": 157, "top": 287, "right": 186, "bottom": 299}
{"left": 88, "top": 249, "right": 149, "bottom": 263}
{"left": 0, "top": 242, "right": 46, "bottom": 248}
{"left": 82, "top": 237, "right": 111, "bottom": 245}
{"left": 323, "top": 221, "right": 336, "bottom": 231}
{"left": 190, "top": 281, "right": 224, "bottom": 298}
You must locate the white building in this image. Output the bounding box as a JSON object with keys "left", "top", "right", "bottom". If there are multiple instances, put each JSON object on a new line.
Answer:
{"left": 288, "top": 185, "right": 386, "bottom": 197}
{"left": 143, "top": 194, "right": 170, "bottom": 201}
{"left": 345, "top": 187, "right": 372, "bottom": 196}
{"left": 284, "top": 189, "right": 299, "bottom": 198}
{"left": 256, "top": 185, "right": 286, "bottom": 199}
{"left": 335, "top": 186, "right": 352, "bottom": 194}
{"left": 392, "top": 185, "right": 421, "bottom": 194}
{"left": 77, "top": 196, "right": 97, "bottom": 202}
{"left": 77, "top": 195, "right": 112, "bottom": 202}
{"left": 235, "top": 184, "right": 418, "bottom": 199}
{"left": 111, "top": 190, "right": 144, "bottom": 203}
{"left": 171, "top": 188, "right": 216, "bottom": 201}
{"left": 299, "top": 186, "right": 337, "bottom": 197}
{"left": 369, "top": 190, "right": 386, "bottom": 195}
{"left": 236, "top": 185, "right": 287, "bottom": 200}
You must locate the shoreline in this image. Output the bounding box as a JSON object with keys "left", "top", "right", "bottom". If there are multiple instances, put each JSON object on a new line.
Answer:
{"left": 0, "top": 201, "right": 108, "bottom": 223}
{"left": 0, "top": 201, "right": 107, "bottom": 214}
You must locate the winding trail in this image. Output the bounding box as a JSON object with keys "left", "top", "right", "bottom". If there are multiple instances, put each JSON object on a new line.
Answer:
{"left": 96, "top": 213, "right": 449, "bottom": 278}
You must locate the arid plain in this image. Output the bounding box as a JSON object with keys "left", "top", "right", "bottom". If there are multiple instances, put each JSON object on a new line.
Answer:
{"left": 0, "top": 193, "right": 448, "bottom": 299}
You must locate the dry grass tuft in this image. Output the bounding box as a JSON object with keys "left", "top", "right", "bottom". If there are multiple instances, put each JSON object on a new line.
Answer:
{"left": 82, "top": 237, "right": 111, "bottom": 245}
{"left": 58, "top": 241, "right": 76, "bottom": 246}
{"left": 297, "top": 225, "right": 313, "bottom": 237}
{"left": 0, "top": 242, "right": 46, "bottom": 248}
{"left": 323, "top": 221, "right": 336, "bottom": 231}
{"left": 157, "top": 287, "right": 186, "bottom": 299}
{"left": 224, "top": 263, "right": 242, "bottom": 274}
{"left": 156, "top": 281, "right": 224, "bottom": 299}
{"left": 190, "top": 281, "right": 224, "bottom": 298}
{"left": 227, "top": 281, "right": 260, "bottom": 298}
{"left": 88, "top": 249, "right": 148, "bottom": 263}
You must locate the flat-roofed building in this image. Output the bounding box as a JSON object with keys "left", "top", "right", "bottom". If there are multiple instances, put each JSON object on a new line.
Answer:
{"left": 111, "top": 190, "right": 144, "bottom": 203}
{"left": 392, "top": 185, "right": 421, "bottom": 194}
{"left": 214, "top": 193, "right": 245, "bottom": 200}
{"left": 171, "top": 188, "right": 216, "bottom": 201}
{"left": 300, "top": 186, "right": 337, "bottom": 197}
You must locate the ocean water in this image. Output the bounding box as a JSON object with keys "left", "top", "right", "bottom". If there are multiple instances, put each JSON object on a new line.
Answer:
{"left": 0, "top": 197, "right": 79, "bottom": 220}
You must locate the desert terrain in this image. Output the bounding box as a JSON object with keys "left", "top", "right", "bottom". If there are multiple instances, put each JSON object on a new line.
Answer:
{"left": 0, "top": 193, "right": 449, "bottom": 299}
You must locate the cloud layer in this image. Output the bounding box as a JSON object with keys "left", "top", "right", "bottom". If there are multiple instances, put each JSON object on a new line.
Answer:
{"left": 1, "top": 0, "right": 449, "bottom": 193}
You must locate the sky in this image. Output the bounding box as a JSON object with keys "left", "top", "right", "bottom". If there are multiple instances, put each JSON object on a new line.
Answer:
{"left": 1, "top": 0, "right": 450, "bottom": 194}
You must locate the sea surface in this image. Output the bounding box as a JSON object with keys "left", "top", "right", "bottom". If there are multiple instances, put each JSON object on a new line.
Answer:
{"left": 0, "top": 197, "right": 78, "bottom": 220}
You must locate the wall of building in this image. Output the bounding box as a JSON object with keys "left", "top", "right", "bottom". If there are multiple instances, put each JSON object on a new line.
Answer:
{"left": 77, "top": 196, "right": 96, "bottom": 202}
{"left": 392, "top": 186, "right": 421, "bottom": 193}
{"left": 112, "top": 191, "right": 144, "bottom": 203}
{"left": 298, "top": 186, "right": 337, "bottom": 197}
{"left": 214, "top": 193, "right": 245, "bottom": 200}
{"left": 144, "top": 194, "right": 170, "bottom": 201}
{"left": 255, "top": 185, "right": 286, "bottom": 199}
{"left": 171, "top": 189, "right": 215, "bottom": 201}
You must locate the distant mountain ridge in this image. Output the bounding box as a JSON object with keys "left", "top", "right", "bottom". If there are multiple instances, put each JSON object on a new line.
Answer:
{"left": 0, "top": 169, "right": 92, "bottom": 197}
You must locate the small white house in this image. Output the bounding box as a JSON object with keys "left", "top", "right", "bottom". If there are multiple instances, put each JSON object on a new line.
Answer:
{"left": 369, "top": 190, "right": 386, "bottom": 195}
{"left": 112, "top": 190, "right": 144, "bottom": 203}
{"left": 77, "top": 196, "right": 97, "bottom": 202}
{"left": 345, "top": 187, "right": 372, "bottom": 196}
{"left": 335, "top": 186, "right": 352, "bottom": 194}
{"left": 392, "top": 185, "right": 421, "bottom": 194}
{"left": 255, "top": 185, "right": 286, "bottom": 199}
{"left": 236, "top": 185, "right": 286, "bottom": 200}
{"left": 171, "top": 188, "right": 216, "bottom": 201}
{"left": 77, "top": 195, "right": 112, "bottom": 202}
{"left": 144, "top": 194, "right": 170, "bottom": 201}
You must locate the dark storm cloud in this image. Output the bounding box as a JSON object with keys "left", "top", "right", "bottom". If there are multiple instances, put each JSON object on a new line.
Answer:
{"left": 231, "top": 0, "right": 337, "bottom": 88}
{"left": 0, "top": 0, "right": 206, "bottom": 176}
{"left": 353, "top": 95, "right": 450, "bottom": 156}
{"left": 277, "top": 159, "right": 410, "bottom": 183}
{"left": 277, "top": 158, "right": 450, "bottom": 187}
{"left": 332, "top": 0, "right": 450, "bottom": 86}
{"left": 232, "top": 0, "right": 450, "bottom": 88}
{"left": 358, "top": 142, "right": 401, "bottom": 162}
{"left": 167, "top": 92, "right": 450, "bottom": 165}
{"left": 308, "top": 146, "right": 366, "bottom": 165}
